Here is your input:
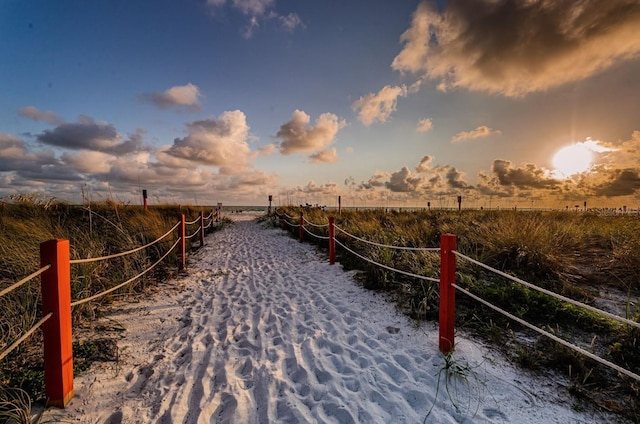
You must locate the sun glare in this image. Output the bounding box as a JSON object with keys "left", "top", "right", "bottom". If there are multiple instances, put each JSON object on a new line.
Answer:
{"left": 552, "top": 143, "right": 593, "bottom": 177}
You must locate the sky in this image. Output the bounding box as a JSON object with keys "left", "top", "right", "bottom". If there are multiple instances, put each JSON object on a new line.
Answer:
{"left": 1, "top": 0, "right": 640, "bottom": 208}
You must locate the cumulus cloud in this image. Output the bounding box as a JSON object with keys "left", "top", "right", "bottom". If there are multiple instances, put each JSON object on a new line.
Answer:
{"left": 352, "top": 85, "right": 408, "bottom": 126}
{"left": 360, "top": 171, "right": 390, "bottom": 190}
{"left": 451, "top": 126, "right": 499, "bottom": 143}
{"left": 386, "top": 166, "right": 425, "bottom": 192}
{"left": 594, "top": 169, "right": 640, "bottom": 197}
{"left": 309, "top": 148, "right": 338, "bottom": 164}
{"left": 276, "top": 110, "right": 346, "bottom": 160}
{"left": 60, "top": 151, "right": 114, "bottom": 174}
{"left": 392, "top": 0, "right": 640, "bottom": 97}
{"left": 415, "top": 155, "right": 433, "bottom": 173}
{"left": 491, "top": 160, "right": 559, "bottom": 189}
{"left": 18, "top": 106, "right": 63, "bottom": 125}
{"left": 416, "top": 118, "right": 433, "bottom": 133}
{"left": 0, "top": 134, "right": 29, "bottom": 160}
{"left": 167, "top": 110, "right": 252, "bottom": 170}
{"left": 144, "top": 83, "right": 201, "bottom": 110}
{"left": 36, "top": 117, "right": 146, "bottom": 155}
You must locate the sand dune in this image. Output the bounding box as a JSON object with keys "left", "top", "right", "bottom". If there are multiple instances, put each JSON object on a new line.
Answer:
{"left": 46, "top": 215, "right": 623, "bottom": 423}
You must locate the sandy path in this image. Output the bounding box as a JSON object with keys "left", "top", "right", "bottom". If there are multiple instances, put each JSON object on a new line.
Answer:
{"left": 47, "top": 217, "right": 622, "bottom": 423}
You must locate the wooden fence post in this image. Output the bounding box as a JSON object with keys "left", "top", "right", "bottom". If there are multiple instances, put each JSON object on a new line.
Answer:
{"left": 439, "top": 234, "right": 457, "bottom": 354}
{"left": 179, "top": 214, "right": 186, "bottom": 270}
{"left": 199, "top": 211, "right": 205, "bottom": 247}
{"left": 299, "top": 211, "right": 304, "bottom": 243}
{"left": 329, "top": 217, "right": 335, "bottom": 265}
{"left": 40, "top": 239, "right": 74, "bottom": 408}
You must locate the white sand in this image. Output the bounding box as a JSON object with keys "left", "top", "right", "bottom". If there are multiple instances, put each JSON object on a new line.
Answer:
{"left": 45, "top": 215, "right": 624, "bottom": 423}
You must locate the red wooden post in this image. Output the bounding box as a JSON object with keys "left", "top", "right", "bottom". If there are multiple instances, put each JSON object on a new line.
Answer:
{"left": 329, "top": 217, "right": 335, "bottom": 265}
{"left": 40, "top": 239, "right": 74, "bottom": 408}
{"left": 142, "top": 189, "right": 148, "bottom": 212}
{"left": 299, "top": 211, "right": 304, "bottom": 243}
{"left": 199, "top": 211, "right": 205, "bottom": 247}
{"left": 439, "top": 234, "right": 457, "bottom": 354}
{"left": 281, "top": 213, "right": 286, "bottom": 230}
{"left": 179, "top": 214, "right": 186, "bottom": 270}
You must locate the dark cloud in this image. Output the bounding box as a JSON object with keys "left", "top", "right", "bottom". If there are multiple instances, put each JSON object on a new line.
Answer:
{"left": 393, "top": 0, "right": 640, "bottom": 96}
{"left": 492, "top": 159, "right": 559, "bottom": 189}
{"left": 385, "top": 167, "right": 425, "bottom": 193}
{"left": 595, "top": 169, "right": 640, "bottom": 197}
{"left": 36, "top": 117, "right": 146, "bottom": 155}
{"left": 445, "top": 166, "right": 471, "bottom": 189}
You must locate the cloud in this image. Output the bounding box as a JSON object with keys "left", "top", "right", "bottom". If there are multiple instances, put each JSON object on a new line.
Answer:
{"left": 309, "top": 148, "right": 338, "bottom": 164}
{"left": 258, "top": 143, "right": 277, "bottom": 156}
{"left": 386, "top": 166, "right": 425, "bottom": 192}
{"left": 167, "top": 110, "right": 252, "bottom": 170}
{"left": 392, "top": 1, "right": 640, "bottom": 97}
{"left": 352, "top": 85, "right": 408, "bottom": 126}
{"left": 18, "top": 106, "right": 64, "bottom": 125}
{"left": 594, "top": 169, "right": 640, "bottom": 197}
{"left": 60, "top": 151, "right": 114, "bottom": 174}
{"left": 360, "top": 171, "right": 390, "bottom": 190}
{"left": 451, "top": 126, "right": 499, "bottom": 143}
{"left": 445, "top": 166, "right": 471, "bottom": 189}
{"left": 416, "top": 118, "right": 433, "bottom": 133}
{"left": 276, "top": 110, "right": 346, "bottom": 158}
{"left": 491, "top": 159, "right": 559, "bottom": 189}
{"left": 415, "top": 155, "right": 433, "bottom": 173}
{"left": 36, "top": 117, "right": 146, "bottom": 155}
{"left": 144, "top": 83, "right": 201, "bottom": 110}
{"left": 0, "top": 133, "right": 29, "bottom": 160}
{"left": 276, "top": 12, "right": 303, "bottom": 32}
{"left": 208, "top": 0, "right": 302, "bottom": 38}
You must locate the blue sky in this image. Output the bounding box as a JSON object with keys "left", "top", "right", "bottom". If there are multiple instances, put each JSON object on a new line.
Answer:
{"left": 2, "top": 0, "right": 640, "bottom": 208}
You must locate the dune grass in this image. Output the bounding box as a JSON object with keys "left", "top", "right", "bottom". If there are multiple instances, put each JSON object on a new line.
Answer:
{"left": 0, "top": 196, "right": 222, "bottom": 413}
{"left": 277, "top": 206, "right": 640, "bottom": 422}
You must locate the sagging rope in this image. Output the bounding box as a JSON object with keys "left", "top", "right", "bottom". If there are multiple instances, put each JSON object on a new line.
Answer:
{"left": 71, "top": 238, "right": 181, "bottom": 307}
{"left": 452, "top": 283, "right": 640, "bottom": 383}
{"left": 335, "top": 224, "right": 440, "bottom": 253}
{"left": 0, "top": 312, "right": 53, "bottom": 362}
{"left": 71, "top": 221, "right": 181, "bottom": 265}
{"left": 454, "top": 251, "right": 640, "bottom": 330}
{"left": 302, "top": 225, "right": 330, "bottom": 240}
{"left": 0, "top": 264, "right": 51, "bottom": 299}
{"left": 334, "top": 239, "right": 439, "bottom": 283}
{"left": 302, "top": 217, "right": 329, "bottom": 228}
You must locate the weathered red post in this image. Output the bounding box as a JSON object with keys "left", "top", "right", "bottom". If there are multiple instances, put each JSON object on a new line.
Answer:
{"left": 199, "top": 211, "right": 205, "bottom": 247}
{"left": 281, "top": 213, "right": 286, "bottom": 230}
{"left": 439, "top": 234, "right": 457, "bottom": 354}
{"left": 329, "top": 217, "right": 335, "bottom": 265}
{"left": 299, "top": 211, "right": 304, "bottom": 242}
{"left": 142, "top": 189, "right": 148, "bottom": 212}
{"left": 40, "top": 239, "right": 74, "bottom": 407}
{"left": 179, "top": 214, "right": 186, "bottom": 270}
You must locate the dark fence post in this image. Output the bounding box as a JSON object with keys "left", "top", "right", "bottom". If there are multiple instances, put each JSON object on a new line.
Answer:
{"left": 199, "top": 211, "right": 205, "bottom": 247}
{"left": 329, "top": 217, "right": 335, "bottom": 265}
{"left": 299, "top": 211, "right": 304, "bottom": 243}
{"left": 40, "top": 239, "right": 74, "bottom": 407}
{"left": 439, "top": 234, "right": 457, "bottom": 354}
{"left": 179, "top": 214, "right": 186, "bottom": 270}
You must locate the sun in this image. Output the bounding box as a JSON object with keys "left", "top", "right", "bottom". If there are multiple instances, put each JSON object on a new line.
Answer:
{"left": 552, "top": 143, "right": 593, "bottom": 177}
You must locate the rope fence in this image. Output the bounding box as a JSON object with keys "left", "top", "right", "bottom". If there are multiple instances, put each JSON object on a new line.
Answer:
{"left": 274, "top": 208, "right": 640, "bottom": 385}
{"left": 0, "top": 312, "right": 53, "bottom": 362}
{"left": 0, "top": 209, "right": 219, "bottom": 407}
{"left": 0, "top": 264, "right": 51, "bottom": 298}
